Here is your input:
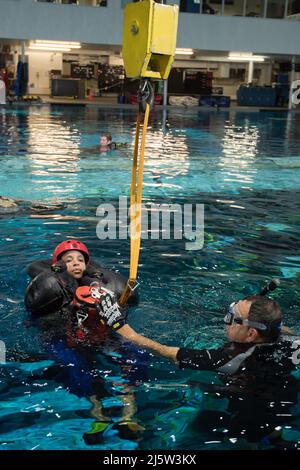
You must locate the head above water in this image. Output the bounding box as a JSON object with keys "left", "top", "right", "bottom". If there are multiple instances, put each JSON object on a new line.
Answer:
{"left": 61, "top": 250, "right": 86, "bottom": 279}
{"left": 100, "top": 133, "right": 112, "bottom": 147}
{"left": 225, "top": 295, "right": 282, "bottom": 344}
{"left": 52, "top": 240, "right": 90, "bottom": 279}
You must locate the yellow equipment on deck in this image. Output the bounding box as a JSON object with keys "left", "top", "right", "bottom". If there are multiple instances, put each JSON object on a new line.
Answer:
{"left": 119, "top": 0, "right": 178, "bottom": 307}
{"left": 122, "top": 0, "right": 178, "bottom": 80}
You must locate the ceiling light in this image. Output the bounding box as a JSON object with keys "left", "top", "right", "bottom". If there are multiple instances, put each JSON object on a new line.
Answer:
{"left": 29, "top": 40, "right": 82, "bottom": 52}
{"left": 34, "top": 40, "right": 81, "bottom": 47}
{"left": 29, "top": 45, "right": 71, "bottom": 52}
{"left": 229, "top": 52, "right": 265, "bottom": 62}
{"left": 229, "top": 56, "right": 265, "bottom": 62}
{"left": 30, "top": 40, "right": 81, "bottom": 51}
{"left": 30, "top": 43, "right": 74, "bottom": 49}
{"left": 175, "top": 48, "right": 194, "bottom": 55}
{"left": 33, "top": 43, "right": 81, "bottom": 49}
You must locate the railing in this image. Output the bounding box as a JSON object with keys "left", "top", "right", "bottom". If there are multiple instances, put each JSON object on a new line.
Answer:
{"left": 34, "top": 0, "right": 107, "bottom": 6}
{"left": 179, "top": 1, "right": 299, "bottom": 20}
{"left": 32, "top": 0, "right": 300, "bottom": 18}
{"left": 35, "top": 0, "right": 300, "bottom": 20}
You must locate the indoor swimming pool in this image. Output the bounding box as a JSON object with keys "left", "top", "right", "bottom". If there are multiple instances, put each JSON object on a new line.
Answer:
{"left": 0, "top": 105, "right": 300, "bottom": 450}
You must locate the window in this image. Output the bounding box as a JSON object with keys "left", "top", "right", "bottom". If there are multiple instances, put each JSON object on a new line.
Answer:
{"left": 267, "top": 1, "right": 285, "bottom": 18}
{"left": 35, "top": 0, "right": 107, "bottom": 5}
{"left": 179, "top": 1, "right": 290, "bottom": 19}
{"left": 222, "top": 1, "right": 244, "bottom": 17}
{"left": 180, "top": 1, "right": 200, "bottom": 13}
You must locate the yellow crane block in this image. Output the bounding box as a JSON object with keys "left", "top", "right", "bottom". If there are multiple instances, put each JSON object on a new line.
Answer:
{"left": 122, "top": 0, "right": 179, "bottom": 80}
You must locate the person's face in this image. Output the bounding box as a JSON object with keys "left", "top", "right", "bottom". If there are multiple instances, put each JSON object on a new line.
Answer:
{"left": 100, "top": 136, "right": 110, "bottom": 147}
{"left": 226, "top": 299, "right": 258, "bottom": 343}
{"left": 61, "top": 250, "right": 86, "bottom": 279}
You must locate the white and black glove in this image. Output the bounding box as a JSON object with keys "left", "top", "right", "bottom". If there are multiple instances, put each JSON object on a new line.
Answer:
{"left": 98, "top": 288, "right": 127, "bottom": 331}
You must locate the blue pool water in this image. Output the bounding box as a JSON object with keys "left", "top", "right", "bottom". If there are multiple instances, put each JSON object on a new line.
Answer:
{"left": 0, "top": 105, "right": 300, "bottom": 450}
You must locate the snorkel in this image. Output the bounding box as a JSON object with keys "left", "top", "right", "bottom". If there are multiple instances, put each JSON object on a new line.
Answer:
{"left": 260, "top": 279, "right": 280, "bottom": 296}
{"left": 259, "top": 279, "right": 294, "bottom": 336}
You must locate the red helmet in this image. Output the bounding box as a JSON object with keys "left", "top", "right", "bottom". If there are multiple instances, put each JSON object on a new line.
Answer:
{"left": 52, "top": 240, "right": 90, "bottom": 264}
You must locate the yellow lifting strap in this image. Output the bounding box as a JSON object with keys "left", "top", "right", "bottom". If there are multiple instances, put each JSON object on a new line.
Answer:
{"left": 119, "top": 0, "right": 178, "bottom": 306}
{"left": 119, "top": 103, "right": 150, "bottom": 306}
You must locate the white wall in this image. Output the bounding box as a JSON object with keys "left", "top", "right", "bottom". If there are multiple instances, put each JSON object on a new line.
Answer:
{"left": 177, "top": 14, "right": 300, "bottom": 55}
{"left": 0, "top": 0, "right": 123, "bottom": 46}
{"left": 28, "top": 51, "right": 63, "bottom": 94}
{"left": 0, "top": 0, "right": 300, "bottom": 56}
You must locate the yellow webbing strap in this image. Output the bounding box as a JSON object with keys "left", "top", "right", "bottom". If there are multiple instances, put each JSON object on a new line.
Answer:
{"left": 119, "top": 102, "right": 150, "bottom": 306}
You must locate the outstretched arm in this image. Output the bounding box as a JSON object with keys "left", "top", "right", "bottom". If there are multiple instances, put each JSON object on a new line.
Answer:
{"left": 98, "top": 290, "right": 179, "bottom": 362}
{"left": 115, "top": 324, "right": 179, "bottom": 362}
{"left": 98, "top": 292, "right": 223, "bottom": 372}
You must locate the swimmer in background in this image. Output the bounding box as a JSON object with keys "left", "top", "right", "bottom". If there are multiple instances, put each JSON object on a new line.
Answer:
{"left": 100, "top": 133, "right": 117, "bottom": 152}
{"left": 81, "top": 134, "right": 128, "bottom": 155}
{"left": 99, "top": 133, "right": 129, "bottom": 153}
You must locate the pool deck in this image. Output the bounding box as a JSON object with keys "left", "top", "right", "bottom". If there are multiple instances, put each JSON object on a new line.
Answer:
{"left": 40, "top": 96, "right": 300, "bottom": 113}
{"left": 2, "top": 94, "right": 300, "bottom": 113}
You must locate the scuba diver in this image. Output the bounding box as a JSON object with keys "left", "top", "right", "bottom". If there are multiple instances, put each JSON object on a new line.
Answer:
{"left": 24, "top": 240, "right": 145, "bottom": 444}
{"left": 95, "top": 287, "right": 300, "bottom": 449}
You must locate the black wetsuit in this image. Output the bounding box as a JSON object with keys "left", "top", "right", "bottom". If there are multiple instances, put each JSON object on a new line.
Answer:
{"left": 177, "top": 338, "right": 297, "bottom": 374}
{"left": 177, "top": 338, "right": 300, "bottom": 444}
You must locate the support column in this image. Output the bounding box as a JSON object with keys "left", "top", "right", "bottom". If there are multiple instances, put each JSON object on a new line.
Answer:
{"left": 17, "top": 41, "right": 28, "bottom": 98}
{"left": 263, "top": 0, "right": 268, "bottom": 18}
{"left": 265, "top": 62, "right": 273, "bottom": 85}
{"left": 199, "top": 0, "right": 203, "bottom": 15}
{"left": 243, "top": 0, "right": 247, "bottom": 17}
{"left": 247, "top": 60, "right": 254, "bottom": 84}
{"left": 163, "top": 79, "right": 168, "bottom": 107}
{"left": 221, "top": 0, "right": 225, "bottom": 15}
{"left": 21, "top": 41, "right": 26, "bottom": 63}
{"left": 0, "top": 79, "right": 6, "bottom": 105}
{"left": 162, "top": 80, "right": 168, "bottom": 134}
{"left": 289, "top": 56, "right": 296, "bottom": 110}
{"left": 284, "top": 0, "right": 289, "bottom": 18}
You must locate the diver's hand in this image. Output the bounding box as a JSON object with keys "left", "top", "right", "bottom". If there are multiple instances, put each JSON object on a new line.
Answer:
{"left": 51, "top": 259, "right": 67, "bottom": 274}
{"left": 99, "top": 289, "right": 127, "bottom": 330}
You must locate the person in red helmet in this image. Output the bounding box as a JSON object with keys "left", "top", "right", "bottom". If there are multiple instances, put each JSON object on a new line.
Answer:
{"left": 52, "top": 240, "right": 89, "bottom": 280}
{"left": 24, "top": 241, "right": 143, "bottom": 444}
{"left": 25, "top": 239, "right": 138, "bottom": 327}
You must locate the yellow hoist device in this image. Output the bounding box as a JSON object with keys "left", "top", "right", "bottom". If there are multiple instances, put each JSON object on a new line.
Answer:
{"left": 119, "top": 0, "right": 178, "bottom": 306}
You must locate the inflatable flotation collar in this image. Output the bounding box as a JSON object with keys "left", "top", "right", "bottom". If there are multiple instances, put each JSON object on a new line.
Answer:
{"left": 25, "top": 259, "right": 138, "bottom": 322}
